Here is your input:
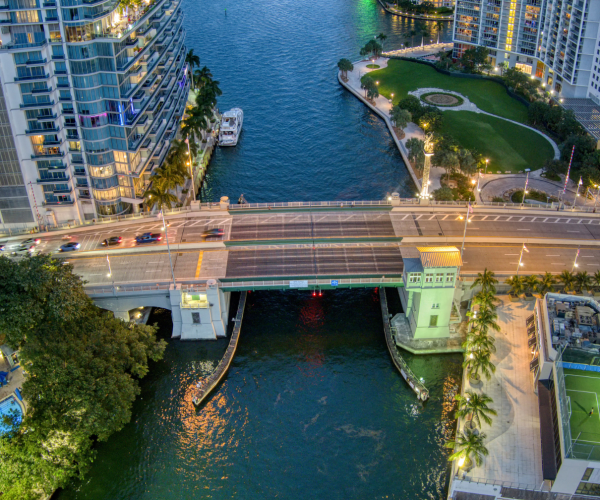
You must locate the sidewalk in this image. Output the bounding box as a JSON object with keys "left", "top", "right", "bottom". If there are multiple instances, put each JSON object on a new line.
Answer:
{"left": 459, "top": 296, "right": 543, "bottom": 488}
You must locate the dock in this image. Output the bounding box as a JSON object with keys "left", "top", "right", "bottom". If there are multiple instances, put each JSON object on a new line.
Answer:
{"left": 379, "top": 288, "right": 429, "bottom": 401}
{"left": 192, "top": 291, "right": 247, "bottom": 407}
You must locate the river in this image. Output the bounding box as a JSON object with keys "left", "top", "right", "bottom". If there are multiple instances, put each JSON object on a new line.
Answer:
{"left": 55, "top": 0, "right": 461, "bottom": 498}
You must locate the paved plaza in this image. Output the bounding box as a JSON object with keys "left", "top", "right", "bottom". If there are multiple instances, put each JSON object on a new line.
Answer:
{"left": 463, "top": 296, "right": 543, "bottom": 489}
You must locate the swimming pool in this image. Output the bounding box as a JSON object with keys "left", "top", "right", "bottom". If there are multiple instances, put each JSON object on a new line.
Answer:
{"left": 0, "top": 395, "right": 22, "bottom": 433}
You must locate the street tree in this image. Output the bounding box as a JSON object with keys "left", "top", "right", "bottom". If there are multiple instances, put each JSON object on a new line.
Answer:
{"left": 390, "top": 106, "right": 411, "bottom": 130}
{"left": 471, "top": 268, "right": 498, "bottom": 293}
{"left": 446, "top": 429, "right": 489, "bottom": 468}
{"left": 455, "top": 391, "right": 497, "bottom": 429}
{"left": 337, "top": 58, "right": 354, "bottom": 79}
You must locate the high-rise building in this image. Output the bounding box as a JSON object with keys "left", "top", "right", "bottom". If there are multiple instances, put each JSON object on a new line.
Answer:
{"left": 0, "top": 0, "right": 189, "bottom": 227}
{"left": 453, "top": 0, "right": 600, "bottom": 99}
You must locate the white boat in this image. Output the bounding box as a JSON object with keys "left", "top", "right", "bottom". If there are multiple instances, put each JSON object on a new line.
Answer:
{"left": 218, "top": 108, "right": 243, "bottom": 146}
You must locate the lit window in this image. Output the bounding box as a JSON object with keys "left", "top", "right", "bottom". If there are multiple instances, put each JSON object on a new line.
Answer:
{"left": 425, "top": 273, "right": 434, "bottom": 283}
{"left": 435, "top": 273, "right": 444, "bottom": 283}
{"left": 446, "top": 273, "right": 455, "bottom": 282}
{"left": 408, "top": 272, "right": 422, "bottom": 283}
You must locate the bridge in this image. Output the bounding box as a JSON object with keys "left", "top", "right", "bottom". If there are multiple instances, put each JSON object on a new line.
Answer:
{"left": 4, "top": 197, "right": 600, "bottom": 341}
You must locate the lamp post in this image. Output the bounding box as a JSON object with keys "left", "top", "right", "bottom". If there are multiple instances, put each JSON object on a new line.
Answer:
{"left": 521, "top": 170, "right": 530, "bottom": 208}
{"left": 485, "top": 158, "right": 489, "bottom": 174}
{"left": 160, "top": 210, "right": 176, "bottom": 286}
{"left": 185, "top": 138, "right": 195, "bottom": 200}
{"left": 459, "top": 203, "right": 472, "bottom": 259}
{"left": 516, "top": 243, "right": 528, "bottom": 276}
{"left": 106, "top": 254, "right": 116, "bottom": 296}
{"left": 573, "top": 177, "right": 583, "bottom": 210}
{"left": 572, "top": 247, "right": 580, "bottom": 273}
{"left": 595, "top": 184, "right": 600, "bottom": 210}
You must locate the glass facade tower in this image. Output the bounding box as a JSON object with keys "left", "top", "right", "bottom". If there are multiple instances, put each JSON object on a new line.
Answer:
{"left": 0, "top": 0, "right": 189, "bottom": 224}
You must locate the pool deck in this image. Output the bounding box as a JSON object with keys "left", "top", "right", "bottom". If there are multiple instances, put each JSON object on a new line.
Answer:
{"left": 451, "top": 296, "right": 544, "bottom": 497}
{"left": 0, "top": 359, "right": 25, "bottom": 411}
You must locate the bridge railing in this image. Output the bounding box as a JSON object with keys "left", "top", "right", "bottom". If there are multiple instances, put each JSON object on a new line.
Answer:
{"left": 85, "top": 283, "right": 173, "bottom": 296}
{"left": 219, "top": 277, "right": 402, "bottom": 289}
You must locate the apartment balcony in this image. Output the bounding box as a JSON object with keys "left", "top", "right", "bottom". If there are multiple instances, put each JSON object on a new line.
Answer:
{"left": 43, "top": 199, "right": 74, "bottom": 206}
{"left": 24, "top": 58, "right": 46, "bottom": 65}
{"left": 31, "top": 151, "right": 63, "bottom": 159}
{"left": 20, "top": 100, "right": 54, "bottom": 108}
{"left": 73, "top": 169, "right": 86, "bottom": 177}
{"left": 51, "top": 54, "right": 64, "bottom": 60}
{"left": 37, "top": 175, "right": 69, "bottom": 184}
{"left": 26, "top": 126, "right": 59, "bottom": 134}
{"left": 0, "top": 39, "right": 47, "bottom": 51}
{"left": 54, "top": 69, "right": 67, "bottom": 74}
{"left": 31, "top": 86, "right": 52, "bottom": 94}
{"left": 14, "top": 73, "right": 49, "bottom": 82}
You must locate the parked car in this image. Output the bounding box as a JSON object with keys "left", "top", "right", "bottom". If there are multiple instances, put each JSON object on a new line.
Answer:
{"left": 202, "top": 228, "right": 224, "bottom": 238}
{"left": 59, "top": 242, "right": 80, "bottom": 252}
{"left": 135, "top": 233, "right": 162, "bottom": 244}
{"left": 101, "top": 236, "right": 122, "bottom": 246}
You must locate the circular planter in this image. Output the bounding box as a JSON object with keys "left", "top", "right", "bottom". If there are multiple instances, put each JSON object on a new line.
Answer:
{"left": 366, "top": 64, "right": 380, "bottom": 69}
{"left": 420, "top": 92, "right": 464, "bottom": 107}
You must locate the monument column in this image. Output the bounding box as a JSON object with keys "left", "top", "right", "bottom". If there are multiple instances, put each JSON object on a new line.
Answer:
{"left": 420, "top": 133, "right": 434, "bottom": 204}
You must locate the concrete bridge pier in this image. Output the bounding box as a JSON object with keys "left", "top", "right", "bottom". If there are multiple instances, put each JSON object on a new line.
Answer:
{"left": 90, "top": 281, "right": 231, "bottom": 341}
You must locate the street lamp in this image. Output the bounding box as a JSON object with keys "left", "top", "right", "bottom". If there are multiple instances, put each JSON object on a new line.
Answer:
{"left": 185, "top": 138, "right": 195, "bottom": 200}
{"left": 516, "top": 243, "right": 529, "bottom": 276}
{"left": 521, "top": 170, "right": 530, "bottom": 208}
{"left": 159, "top": 210, "right": 176, "bottom": 286}
{"left": 572, "top": 247, "right": 580, "bottom": 272}
{"left": 573, "top": 177, "right": 583, "bottom": 210}
{"left": 459, "top": 203, "right": 473, "bottom": 260}
{"left": 485, "top": 158, "right": 489, "bottom": 174}
{"left": 106, "top": 254, "right": 116, "bottom": 296}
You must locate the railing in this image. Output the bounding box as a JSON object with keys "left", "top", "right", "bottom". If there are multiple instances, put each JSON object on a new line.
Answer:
{"left": 86, "top": 283, "right": 172, "bottom": 295}
{"left": 220, "top": 277, "right": 402, "bottom": 289}
{"left": 192, "top": 291, "right": 247, "bottom": 407}
{"left": 379, "top": 288, "right": 429, "bottom": 401}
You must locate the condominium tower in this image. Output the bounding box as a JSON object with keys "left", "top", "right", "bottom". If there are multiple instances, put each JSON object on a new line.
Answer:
{"left": 453, "top": 0, "right": 600, "bottom": 99}
{"left": 0, "top": 0, "right": 189, "bottom": 227}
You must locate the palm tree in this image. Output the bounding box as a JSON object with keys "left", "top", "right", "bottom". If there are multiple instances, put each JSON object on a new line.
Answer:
{"left": 455, "top": 391, "right": 497, "bottom": 429}
{"left": 464, "top": 349, "right": 496, "bottom": 381}
{"left": 185, "top": 49, "right": 200, "bottom": 88}
{"left": 167, "top": 139, "right": 188, "bottom": 166}
{"left": 143, "top": 178, "right": 178, "bottom": 211}
{"left": 505, "top": 275, "right": 526, "bottom": 297}
{"left": 337, "top": 58, "right": 354, "bottom": 80}
{"left": 576, "top": 271, "right": 593, "bottom": 293}
{"left": 471, "top": 269, "right": 498, "bottom": 293}
{"left": 525, "top": 274, "right": 539, "bottom": 296}
{"left": 409, "top": 30, "right": 417, "bottom": 46}
{"left": 472, "top": 290, "right": 498, "bottom": 311}
{"left": 537, "top": 272, "right": 556, "bottom": 296}
{"left": 559, "top": 270, "right": 576, "bottom": 293}
{"left": 593, "top": 270, "right": 600, "bottom": 293}
{"left": 445, "top": 429, "right": 489, "bottom": 468}
{"left": 376, "top": 32, "right": 387, "bottom": 50}
{"left": 463, "top": 331, "right": 496, "bottom": 354}
{"left": 471, "top": 308, "right": 500, "bottom": 335}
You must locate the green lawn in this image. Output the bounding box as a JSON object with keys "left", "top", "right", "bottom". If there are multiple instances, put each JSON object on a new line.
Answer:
{"left": 369, "top": 59, "right": 529, "bottom": 123}
{"left": 438, "top": 112, "right": 554, "bottom": 173}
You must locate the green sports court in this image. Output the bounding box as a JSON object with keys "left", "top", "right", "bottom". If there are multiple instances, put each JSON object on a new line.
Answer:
{"left": 565, "top": 368, "right": 600, "bottom": 460}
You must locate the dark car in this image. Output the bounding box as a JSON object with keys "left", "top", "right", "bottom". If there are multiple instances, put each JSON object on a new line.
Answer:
{"left": 0, "top": 243, "right": 5, "bottom": 251}
{"left": 11, "top": 244, "right": 35, "bottom": 256}
{"left": 135, "top": 232, "right": 162, "bottom": 244}
{"left": 101, "top": 236, "right": 122, "bottom": 246}
{"left": 202, "top": 228, "right": 224, "bottom": 239}
{"left": 59, "top": 242, "right": 80, "bottom": 252}
{"left": 21, "top": 238, "right": 41, "bottom": 246}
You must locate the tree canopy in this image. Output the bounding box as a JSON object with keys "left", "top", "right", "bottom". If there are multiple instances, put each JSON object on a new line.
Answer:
{"left": 0, "top": 254, "right": 167, "bottom": 499}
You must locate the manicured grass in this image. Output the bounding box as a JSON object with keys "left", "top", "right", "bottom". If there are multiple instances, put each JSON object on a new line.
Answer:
{"left": 565, "top": 369, "right": 600, "bottom": 459}
{"left": 369, "top": 59, "right": 528, "bottom": 123}
{"left": 366, "top": 64, "right": 380, "bottom": 69}
{"left": 439, "top": 111, "right": 554, "bottom": 173}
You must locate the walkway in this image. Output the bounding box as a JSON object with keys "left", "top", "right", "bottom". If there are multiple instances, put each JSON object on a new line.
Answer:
{"left": 478, "top": 171, "right": 596, "bottom": 207}
{"left": 376, "top": 0, "right": 454, "bottom": 21}
{"left": 459, "top": 296, "right": 543, "bottom": 489}
{"left": 192, "top": 291, "right": 247, "bottom": 407}
{"left": 383, "top": 42, "right": 454, "bottom": 59}
{"left": 379, "top": 288, "right": 429, "bottom": 401}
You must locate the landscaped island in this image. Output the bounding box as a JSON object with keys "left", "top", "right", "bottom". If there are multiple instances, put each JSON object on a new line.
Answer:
{"left": 368, "top": 59, "right": 555, "bottom": 173}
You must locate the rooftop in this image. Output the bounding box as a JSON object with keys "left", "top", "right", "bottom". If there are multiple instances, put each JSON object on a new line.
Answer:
{"left": 560, "top": 98, "right": 600, "bottom": 141}
{"left": 416, "top": 246, "right": 463, "bottom": 268}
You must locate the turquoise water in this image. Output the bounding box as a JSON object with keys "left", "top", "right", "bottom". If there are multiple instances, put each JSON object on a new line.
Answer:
{"left": 0, "top": 395, "right": 22, "bottom": 434}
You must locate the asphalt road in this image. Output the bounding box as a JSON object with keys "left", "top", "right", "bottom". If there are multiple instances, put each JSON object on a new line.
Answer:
{"left": 3, "top": 209, "right": 600, "bottom": 286}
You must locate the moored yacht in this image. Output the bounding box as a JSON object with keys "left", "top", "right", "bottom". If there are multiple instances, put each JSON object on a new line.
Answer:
{"left": 218, "top": 108, "right": 243, "bottom": 146}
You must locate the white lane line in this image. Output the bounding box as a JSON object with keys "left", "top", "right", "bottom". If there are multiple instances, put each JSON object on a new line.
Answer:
{"left": 546, "top": 254, "right": 561, "bottom": 256}
{"left": 582, "top": 256, "right": 595, "bottom": 258}
{"left": 505, "top": 253, "right": 520, "bottom": 255}
{"left": 551, "top": 263, "right": 566, "bottom": 265}
{"left": 517, "top": 229, "right": 530, "bottom": 231}
{"left": 567, "top": 231, "right": 580, "bottom": 233}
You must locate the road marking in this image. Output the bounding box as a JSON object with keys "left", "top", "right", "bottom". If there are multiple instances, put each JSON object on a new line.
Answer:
{"left": 567, "top": 231, "right": 580, "bottom": 233}
{"left": 517, "top": 229, "right": 530, "bottom": 231}
{"left": 546, "top": 254, "right": 561, "bottom": 256}
{"left": 505, "top": 253, "right": 519, "bottom": 255}
{"left": 551, "top": 263, "right": 566, "bottom": 265}
{"left": 195, "top": 251, "right": 204, "bottom": 278}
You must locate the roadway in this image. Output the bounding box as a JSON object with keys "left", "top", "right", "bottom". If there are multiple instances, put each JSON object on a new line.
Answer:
{"left": 2, "top": 208, "right": 600, "bottom": 286}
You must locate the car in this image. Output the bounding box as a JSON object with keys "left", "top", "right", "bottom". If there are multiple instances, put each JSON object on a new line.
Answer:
{"left": 0, "top": 243, "right": 5, "bottom": 251}
{"left": 59, "top": 242, "right": 80, "bottom": 252}
{"left": 101, "top": 236, "right": 122, "bottom": 246}
{"left": 11, "top": 244, "right": 35, "bottom": 256}
{"left": 135, "top": 233, "right": 162, "bottom": 244}
{"left": 202, "top": 228, "right": 224, "bottom": 238}
{"left": 21, "top": 238, "right": 41, "bottom": 246}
